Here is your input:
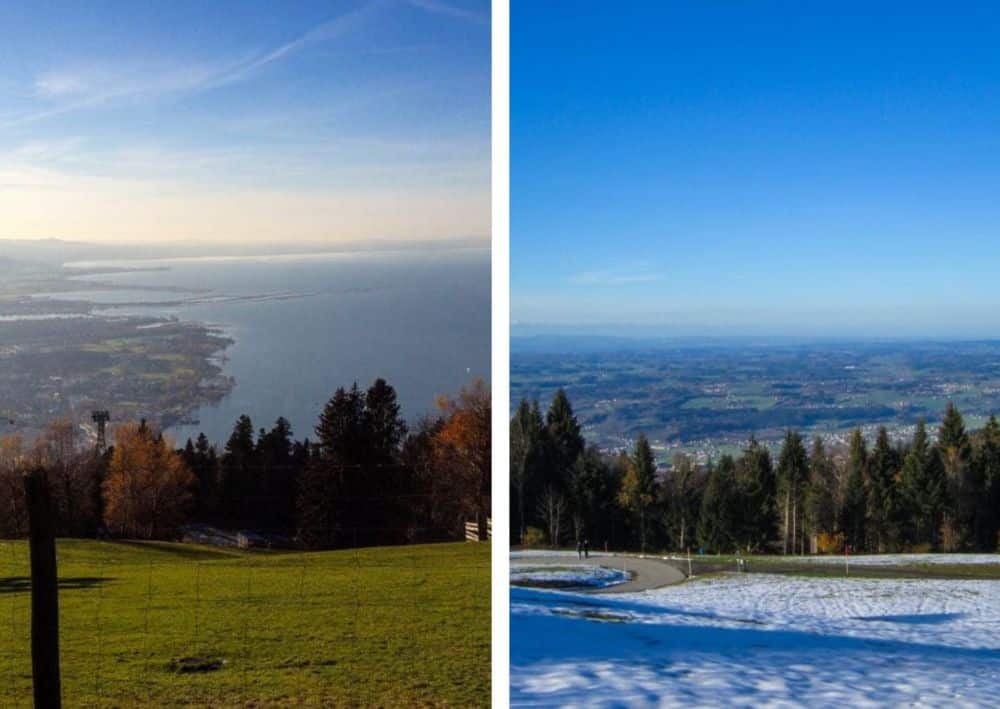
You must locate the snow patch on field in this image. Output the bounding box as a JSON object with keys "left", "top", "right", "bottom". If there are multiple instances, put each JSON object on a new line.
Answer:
{"left": 511, "top": 550, "right": 612, "bottom": 558}
{"left": 513, "top": 550, "right": 1000, "bottom": 566}
{"left": 510, "top": 564, "right": 630, "bottom": 589}
{"left": 797, "top": 553, "right": 1000, "bottom": 566}
{"left": 511, "top": 573, "right": 1000, "bottom": 706}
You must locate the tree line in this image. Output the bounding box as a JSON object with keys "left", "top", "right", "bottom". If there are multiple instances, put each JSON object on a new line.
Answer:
{"left": 511, "top": 390, "right": 1000, "bottom": 554}
{"left": 1, "top": 378, "right": 490, "bottom": 548}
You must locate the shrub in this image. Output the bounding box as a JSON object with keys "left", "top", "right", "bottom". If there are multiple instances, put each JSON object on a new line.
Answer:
{"left": 522, "top": 526, "right": 545, "bottom": 547}
{"left": 816, "top": 532, "right": 844, "bottom": 554}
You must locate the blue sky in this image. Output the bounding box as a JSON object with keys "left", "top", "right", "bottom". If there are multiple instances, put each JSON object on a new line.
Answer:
{"left": 0, "top": 0, "right": 489, "bottom": 245}
{"left": 512, "top": 2, "right": 1000, "bottom": 337}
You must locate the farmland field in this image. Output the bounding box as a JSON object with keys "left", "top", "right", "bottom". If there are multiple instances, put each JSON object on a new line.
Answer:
{"left": 2, "top": 540, "right": 490, "bottom": 707}
{"left": 511, "top": 337, "right": 1000, "bottom": 461}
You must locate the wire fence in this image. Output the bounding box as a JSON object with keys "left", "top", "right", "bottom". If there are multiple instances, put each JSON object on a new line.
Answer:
{"left": 1, "top": 519, "right": 491, "bottom": 707}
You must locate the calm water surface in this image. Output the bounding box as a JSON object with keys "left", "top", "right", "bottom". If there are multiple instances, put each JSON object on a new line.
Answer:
{"left": 72, "top": 249, "right": 490, "bottom": 445}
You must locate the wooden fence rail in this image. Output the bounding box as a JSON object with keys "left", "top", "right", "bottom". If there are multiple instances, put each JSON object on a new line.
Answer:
{"left": 465, "top": 518, "right": 493, "bottom": 542}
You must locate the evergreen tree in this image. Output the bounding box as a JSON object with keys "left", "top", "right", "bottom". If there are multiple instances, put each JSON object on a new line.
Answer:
{"left": 183, "top": 438, "right": 196, "bottom": 466}
{"left": 297, "top": 454, "right": 340, "bottom": 548}
{"left": 899, "top": 420, "right": 947, "bottom": 549}
{"left": 401, "top": 416, "right": 447, "bottom": 542}
{"left": 545, "top": 389, "right": 584, "bottom": 490}
{"left": 257, "top": 417, "right": 297, "bottom": 529}
{"left": 973, "top": 415, "right": 1000, "bottom": 550}
{"left": 804, "top": 437, "right": 838, "bottom": 545}
{"left": 301, "top": 384, "right": 365, "bottom": 546}
{"left": 737, "top": 436, "right": 776, "bottom": 551}
{"left": 220, "top": 415, "right": 256, "bottom": 524}
{"left": 510, "top": 399, "right": 545, "bottom": 544}
{"left": 365, "top": 378, "right": 407, "bottom": 463}
{"left": 866, "top": 427, "right": 901, "bottom": 551}
{"left": 567, "top": 445, "right": 614, "bottom": 545}
{"left": 663, "top": 453, "right": 700, "bottom": 552}
{"left": 697, "top": 456, "right": 738, "bottom": 554}
{"left": 939, "top": 403, "right": 972, "bottom": 456}
{"left": 939, "top": 403, "right": 973, "bottom": 550}
{"left": 618, "top": 433, "right": 657, "bottom": 552}
{"left": 303, "top": 380, "right": 409, "bottom": 546}
{"left": 839, "top": 428, "right": 868, "bottom": 551}
{"left": 183, "top": 433, "right": 219, "bottom": 521}
{"left": 315, "top": 384, "right": 367, "bottom": 465}
{"left": 364, "top": 380, "right": 409, "bottom": 540}
{"left": 777, "top": 430, "right": 808, "bottom": 554}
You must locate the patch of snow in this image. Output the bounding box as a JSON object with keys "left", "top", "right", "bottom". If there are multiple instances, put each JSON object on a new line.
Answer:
{"left": 796, "top": 553, "right": 1000, "bottom": 566}
{"left": 512, "top": 573, "right": 1000, "bottom": 706}
{"left": 510, "top": 564, "right": 630, "bottom": 589}
{"left": 511, "top": 550, "right": 612, "bottom": 558}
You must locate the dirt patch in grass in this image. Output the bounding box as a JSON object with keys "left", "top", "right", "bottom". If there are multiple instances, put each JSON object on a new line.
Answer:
{"left": 167, "top": 656, "right": 226, "bottom": 673}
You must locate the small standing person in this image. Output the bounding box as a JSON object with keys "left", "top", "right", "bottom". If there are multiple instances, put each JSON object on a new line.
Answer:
{"left": 583, "top": 538, "right": 590, "bottom": 559}
{"left": 577, "top": 539, "right": 583, "bottom": 560}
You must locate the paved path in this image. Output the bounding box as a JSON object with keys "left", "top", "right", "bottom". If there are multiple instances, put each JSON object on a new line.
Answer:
{"left": 512, "top": 554, "right": 687, "bottom": 593}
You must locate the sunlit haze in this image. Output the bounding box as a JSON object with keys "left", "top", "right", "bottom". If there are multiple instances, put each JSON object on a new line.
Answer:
{"left": 0, "top": 0, "right": 490, "bottom": 247}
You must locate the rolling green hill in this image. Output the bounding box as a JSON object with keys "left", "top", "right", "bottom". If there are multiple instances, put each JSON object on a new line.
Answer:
{"left": 1, "top": 540, "right": 490, "bottom": 707}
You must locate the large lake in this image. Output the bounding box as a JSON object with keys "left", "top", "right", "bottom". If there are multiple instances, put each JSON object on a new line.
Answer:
{"left": 70, "top": 248, "right": 491, "bottom": 445}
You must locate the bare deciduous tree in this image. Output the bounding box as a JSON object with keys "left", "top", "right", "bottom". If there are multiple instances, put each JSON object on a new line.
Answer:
{"left": 536, "top": 485, "right": 567, "bottom": 546}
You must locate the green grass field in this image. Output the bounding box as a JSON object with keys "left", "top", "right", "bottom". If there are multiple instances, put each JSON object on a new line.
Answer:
{"left": 516, "top": 547, "right": 1000, "bottom": 582}
{"left": 1, "top": 540, "right": 490, "bottom": 707}
{"left": 685, "top": 554, "right": 1000, "bottom": 580}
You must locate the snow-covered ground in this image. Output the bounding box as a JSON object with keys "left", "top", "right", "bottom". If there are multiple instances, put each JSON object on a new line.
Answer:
{"left": 513, "top": 550, "right": 1000, "bottom": 566}
{"left": 511, "top": 550, "right": 613, "bottom": 558}
{"left": 511, "top": 564, "right": 630, "bottom": 589}
{"left": 512, "top": 569, "right": 1000, "bottom": 707}
{"left": 796, "top": 553, "right": 1000, "bottom": 566}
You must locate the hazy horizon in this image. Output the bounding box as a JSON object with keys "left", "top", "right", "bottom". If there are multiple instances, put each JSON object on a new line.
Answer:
{"left": 0, "top": 0, "right": 490, "bottom": 245}
{"left": 510, "top": 313, "right": 1000, "bottom": 341}
{"left": 0, "top": 234, "right": 488, "bottom": 253}
{"left": 511, "top": 324, "right": 1000, "bottom": 346}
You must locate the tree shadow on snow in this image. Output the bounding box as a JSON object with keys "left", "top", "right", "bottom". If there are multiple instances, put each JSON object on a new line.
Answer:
{"left": 511, "top": 587, "right": 999, "bottom": 664}
{"left": 853, "top": 612, "right": 967, "bottom": 624}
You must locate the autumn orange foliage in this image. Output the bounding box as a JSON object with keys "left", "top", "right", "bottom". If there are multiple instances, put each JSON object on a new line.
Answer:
{"left": 103, "top": 423, "right": 195, "bottom": 539}
{"left": 430, "top": 379, "right": 491, "bottom": 535}
{"left": 815, "top": 531, "right": 845, "bottom": 554}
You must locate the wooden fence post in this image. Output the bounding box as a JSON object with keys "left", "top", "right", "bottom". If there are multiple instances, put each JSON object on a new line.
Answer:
{"left": 24, "top": 468, "right": 62, "bottom": 709}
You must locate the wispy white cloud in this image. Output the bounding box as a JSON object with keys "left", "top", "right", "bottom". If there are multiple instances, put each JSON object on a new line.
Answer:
{"left": 206, "top": 1, "right": 383, "bottom": 86}
{"left": 1, "top": 61, "right": 232, "bottom": 128}
{"left": 0, "top": 0, "right": 489, "bottom": 245}
{"left": 0, "top": 127, "right": 489, "bottom": 195}
{"left": 10, "top": 137, "right": 87, "bottom": 161}
{"left": 405, "top": 0, "right": 488, "bottom": 25}
{"left": 2, "top": 2, "right": 382, "bottom": 129}
{"left": 27, "top": 61, "right": 229, "bottom": 107}
{"left": 568, "top": 270, "right": 663, "bottom": 287}
{"left": 34, "top": 74, "right": 89, "bottom": 97}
